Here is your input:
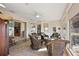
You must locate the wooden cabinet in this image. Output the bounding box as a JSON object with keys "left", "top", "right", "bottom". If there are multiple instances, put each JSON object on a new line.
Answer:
{"left": 0, "top": 18, "right": 9, "bottom": 56}
{"left": 14, "top": 22, "right": 21, "bottom": 36}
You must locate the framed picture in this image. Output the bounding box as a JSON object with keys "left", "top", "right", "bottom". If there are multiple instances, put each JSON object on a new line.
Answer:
{"left": 53, "top": 27, "right": 56, "bottom": 32}
{"left": 58, "top": 27, "right": 61, "bottom": 30}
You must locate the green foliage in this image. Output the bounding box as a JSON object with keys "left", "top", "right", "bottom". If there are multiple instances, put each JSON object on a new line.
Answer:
{"left": 51, "top": 32, "right": 60, "bottom": 39}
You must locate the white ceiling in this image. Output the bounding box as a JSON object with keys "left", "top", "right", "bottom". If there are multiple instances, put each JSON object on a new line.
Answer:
{"left": 3, "top": 3, "right": 68, "bottom": 21}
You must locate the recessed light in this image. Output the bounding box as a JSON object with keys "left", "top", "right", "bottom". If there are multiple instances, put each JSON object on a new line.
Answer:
{"left": 36, "top": 15, "right": 40, "bottom": 18}
{"left": 0, "top": 4, "right": 6, "bottom": 8}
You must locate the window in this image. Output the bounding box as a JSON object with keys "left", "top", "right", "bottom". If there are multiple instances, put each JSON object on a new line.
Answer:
{"left": 69, "top": 13, "right": 79, "bottom": 49}
{"left": 43, "top": 23, "right": 48, "bottom": 32}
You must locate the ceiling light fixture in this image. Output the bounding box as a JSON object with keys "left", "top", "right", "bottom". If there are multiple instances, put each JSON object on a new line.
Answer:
{"left": 36, "top": 14, "right": 40, "bottom": 18}
{"left": 0, "top": 4, "right": 6, "bottom": 8}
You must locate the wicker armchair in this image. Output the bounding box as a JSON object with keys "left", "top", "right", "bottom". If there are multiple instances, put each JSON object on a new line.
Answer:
{"left": 29, "top": 34, "right": 42, "bottom": 50}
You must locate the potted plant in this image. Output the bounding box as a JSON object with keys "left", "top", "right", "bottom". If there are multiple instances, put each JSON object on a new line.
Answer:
{"left": 51, "top": 32, "right": 60, "bottom": 39}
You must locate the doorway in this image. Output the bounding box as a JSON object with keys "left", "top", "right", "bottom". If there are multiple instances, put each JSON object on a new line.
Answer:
{"left": 37, "top": 24, "right": 41, "bottom": 35}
